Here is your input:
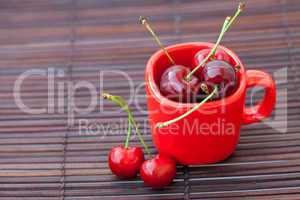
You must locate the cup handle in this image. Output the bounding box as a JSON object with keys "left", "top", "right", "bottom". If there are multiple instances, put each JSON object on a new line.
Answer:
{"left": 242, "top": 70, "right": 276, "bottom": 124}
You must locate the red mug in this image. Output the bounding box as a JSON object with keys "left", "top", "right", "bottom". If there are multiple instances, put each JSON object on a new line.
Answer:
{"left": 145, "top": 42, "right": 276, "bottom": 165}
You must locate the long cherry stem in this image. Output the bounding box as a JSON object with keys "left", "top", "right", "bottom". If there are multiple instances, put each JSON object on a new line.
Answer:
{"left": 112, "top": 95, "right": 151, "bottom": 155}
{"left": 128, "top": 113, "right": 150, "bottom": 155}
{"left": 156, "top": 86, "right": 218, "bottom": 128}
{"left": 185, "top": 2, "right": 245, "bottom": 81}
{"left": 102, "top": 93, "right": 151, "bottom": 156}
{"left": 139, "top": 16, "right": 176, "bottom": 65}
{"left": 124, "top": 120, "right": 131, "bottom": 148}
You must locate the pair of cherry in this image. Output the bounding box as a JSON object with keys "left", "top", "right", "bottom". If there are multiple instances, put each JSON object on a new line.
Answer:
{"left": 160, "top": 48, "right": 237, "bottom": 103}
{"left": 103, "top": 93, "right": 176, "bottom": 188}
{"left": 109, "top": 147, "right": 176, "bottom": 188}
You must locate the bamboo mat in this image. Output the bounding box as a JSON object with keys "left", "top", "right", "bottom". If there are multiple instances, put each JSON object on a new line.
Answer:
{"left": 0, "top": 0, "right": 300, "bottom": 199}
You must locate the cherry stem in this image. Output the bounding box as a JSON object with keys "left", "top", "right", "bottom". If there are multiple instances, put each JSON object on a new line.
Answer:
{"left": 156, "top": 86, "right": 218, "bottom": 129}
{"left": 128, "top": 112, "right": 151, "bottom": 155}
{"left": 185, "top": 2, "right": 245, "bottom": 81}
{"left": 139, "top": 16, "right": 176, "bottom": 65}
{"left": 124, "top": 120, "right": 131, "bottom": 148}
{"left": 112, "top": 96, "right": 151, "bottom": 155}
{"left": 102, "top": 93, "right": 151, "bottom": 156}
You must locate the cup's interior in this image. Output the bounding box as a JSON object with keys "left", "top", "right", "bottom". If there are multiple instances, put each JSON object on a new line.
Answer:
{"left": 152, "top": 43, "right": 239, "bottom": 88}
{"left": 150, "top": 42, "right": 242, "bottom": 106}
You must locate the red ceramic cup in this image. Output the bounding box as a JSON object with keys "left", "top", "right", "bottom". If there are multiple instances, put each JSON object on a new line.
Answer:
{"left": 145, "top": 42, "right": 276, "bottom": 165}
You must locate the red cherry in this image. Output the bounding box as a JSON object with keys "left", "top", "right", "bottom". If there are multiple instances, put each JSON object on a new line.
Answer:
{"left": 160, "top": 65, "right": 200, "bottom": 102}
{"left": 140, "top": 154, "right": 176, "bottom": 188}
{"left": 108, "top": 146, "right": 144, "bottom": 179}
{"left": 201, "top": 60, "right": 237, "bottom": 99}
{"left": 193, "top": 49, "right": 231, "bottom": 70}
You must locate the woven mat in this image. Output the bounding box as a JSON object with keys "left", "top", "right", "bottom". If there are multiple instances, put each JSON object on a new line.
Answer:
{"left": 0, "top": 0, "right": 300, "bottom": 199}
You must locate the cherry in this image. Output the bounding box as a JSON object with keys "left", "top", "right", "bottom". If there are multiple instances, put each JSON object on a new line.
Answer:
{"left": 185, "top": 2, "right": 245, "bottom": 81}
{"left": 201, "top": 60, "right": 237, "bottom": 99}
{"left": 193, "top": 48, "right": 231, "bottom": 69}
{"left": 160, "top": 65, "right": 200, "bottom": 102}
{"left": 140, "top": 154, "right": 177, "bottom": 188}
{"left": 108, "top": 146, "right": 144, "bottom": 179}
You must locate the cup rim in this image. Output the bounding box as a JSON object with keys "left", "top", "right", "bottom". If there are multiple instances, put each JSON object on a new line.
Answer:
{"left": 145, "top": 42, "right": 247, "bottom": 109}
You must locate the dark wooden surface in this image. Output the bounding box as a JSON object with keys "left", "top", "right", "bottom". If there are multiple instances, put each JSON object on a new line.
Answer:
{"left": 0, "top": 0, "right": 300, "bottom": 199}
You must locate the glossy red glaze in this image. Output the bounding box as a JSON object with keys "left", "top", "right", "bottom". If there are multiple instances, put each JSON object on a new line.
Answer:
{"left": 108, "top": 146, "right": 144, "bottom": 178}
{"left": 192, "top": 48, "right": 231, "bottom": 75}
{"left": 140, "top": 154, "right": 176, "bottom": 188}
{"left": 145, "top": 42, "right": 276, "bottom": 165}
{"left": 201, "top": 60, "right": 237, "bottom": 99}
{"left": 160, "top": 65, "right": 200, "bottom": 102}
